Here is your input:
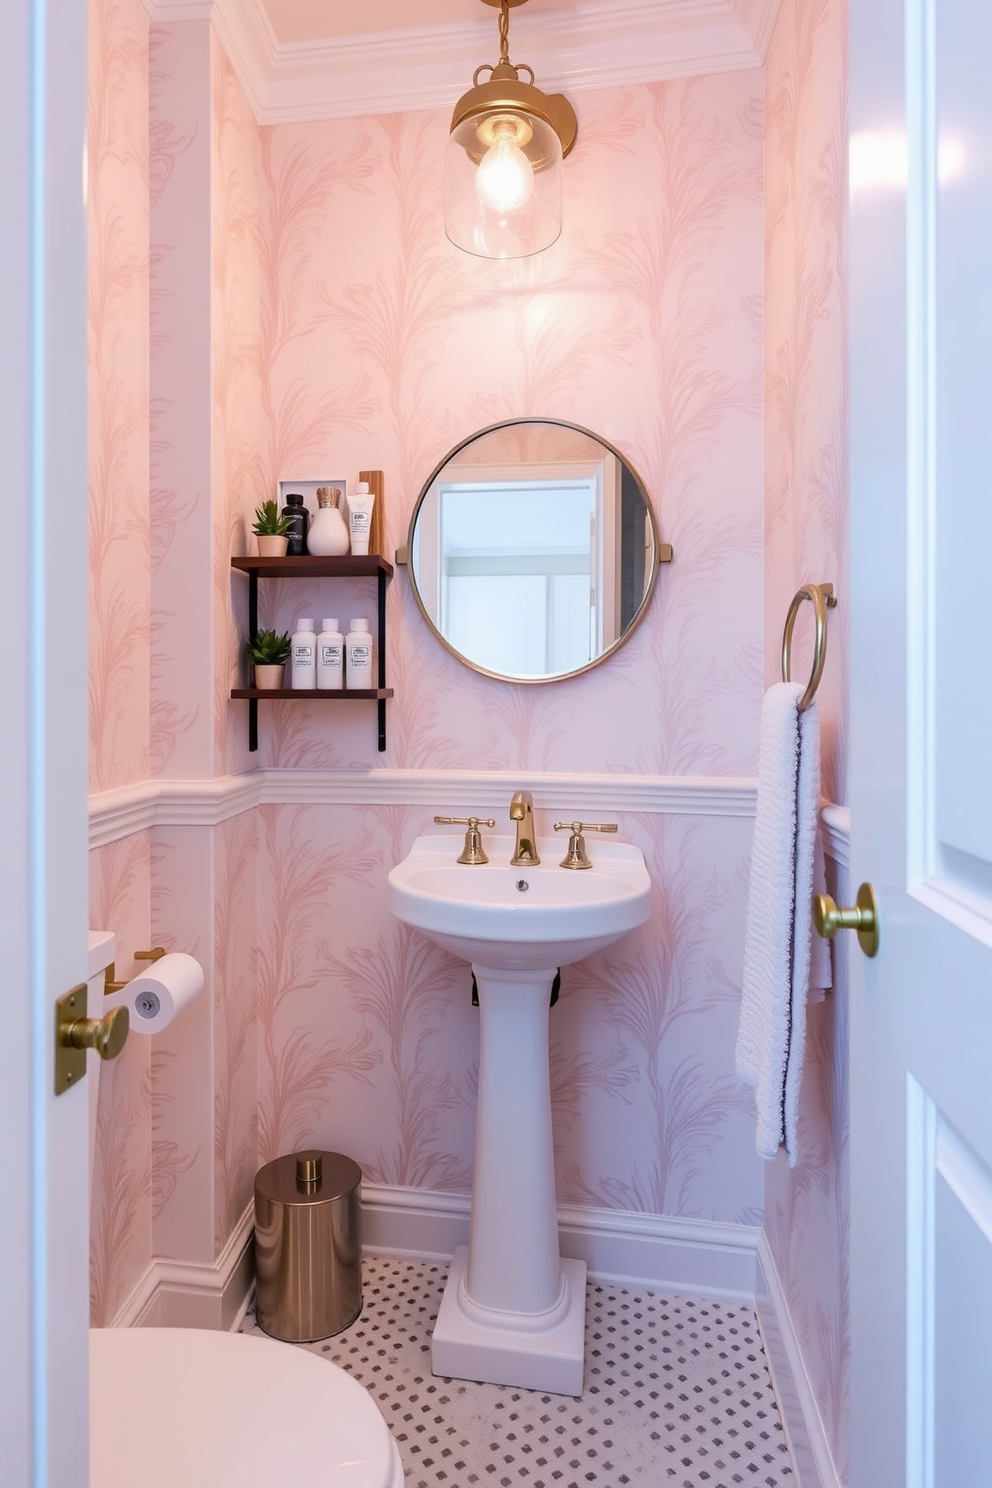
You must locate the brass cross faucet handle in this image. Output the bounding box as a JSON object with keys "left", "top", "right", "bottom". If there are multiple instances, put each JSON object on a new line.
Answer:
{"left": 434, "top": 815, "right": 496, "bottom": 865}
{"left": 553, "top": 821, "right": 618, "bottom": 870}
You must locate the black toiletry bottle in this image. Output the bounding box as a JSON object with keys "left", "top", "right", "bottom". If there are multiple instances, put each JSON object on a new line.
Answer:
{"left": 281, "top": 493, "right": 309, "bottom": 555}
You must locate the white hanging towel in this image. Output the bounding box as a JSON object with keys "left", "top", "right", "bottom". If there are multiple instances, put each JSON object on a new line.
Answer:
{"left": 736, "top": 682, "right": 832, "bottom": 1165}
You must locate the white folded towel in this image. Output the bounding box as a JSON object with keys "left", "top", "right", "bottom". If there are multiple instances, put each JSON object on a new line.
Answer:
{"left": 736, "top": 682, "right": 832, "bottom": 1165}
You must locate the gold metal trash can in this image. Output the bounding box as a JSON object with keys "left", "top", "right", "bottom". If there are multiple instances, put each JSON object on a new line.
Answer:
{"left": 254, "top": 1150, "right": 362, "bottom": 1343}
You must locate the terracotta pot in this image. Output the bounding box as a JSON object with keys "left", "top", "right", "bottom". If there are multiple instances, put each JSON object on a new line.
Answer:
{"left": 256, "top": 534, "right": 288, "bottom": 558}
{"left": 253, "top": 664, "right": 286, "bottom": 690}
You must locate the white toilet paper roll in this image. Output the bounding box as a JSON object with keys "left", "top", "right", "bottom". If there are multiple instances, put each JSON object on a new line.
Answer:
{"left": 110, "top": 952, "right": 204, "bottom": 1034}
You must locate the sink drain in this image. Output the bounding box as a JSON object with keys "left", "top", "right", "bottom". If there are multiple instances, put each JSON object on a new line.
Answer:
{"left": 516, "top": 879, "right": 529, "bottom": 892}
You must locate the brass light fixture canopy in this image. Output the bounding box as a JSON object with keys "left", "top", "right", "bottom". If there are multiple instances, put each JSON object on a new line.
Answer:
{"left": 445, "top": 0, "right": 577, "bottom": 258}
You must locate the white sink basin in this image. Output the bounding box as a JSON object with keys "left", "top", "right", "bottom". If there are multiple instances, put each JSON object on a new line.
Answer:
{"left": 388, "top": 833, "right": 651, "bottom": 971}
{"left": 387, "top": 827, "right": 651, "bottom": 1394}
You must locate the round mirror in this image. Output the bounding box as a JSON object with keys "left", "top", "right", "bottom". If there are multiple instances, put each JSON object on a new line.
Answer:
{"left": 406, "top": 419, "right": 662, "bottom": 683}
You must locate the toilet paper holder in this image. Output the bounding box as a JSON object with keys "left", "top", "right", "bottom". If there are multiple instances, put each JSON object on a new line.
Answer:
{"left": 104, "top": 946, "right": 166, "bottom": 995}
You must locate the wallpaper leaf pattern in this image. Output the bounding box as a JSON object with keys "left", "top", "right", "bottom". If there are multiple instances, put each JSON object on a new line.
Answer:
{"left": 86, "top": 13, "right": 847, "bottom": 1465}
{"left": 257, "top": 806, "right": 382, "bottom": 1160}
{"left": 558, "top": 817, "right": 752, "bottom": 1218}
{"left": 318, "top": 924, "right": 473, "bottom": 1191}
{"left": 212, "top": 40, "right": 265, "bottom": 776}
{"left": 213, "top": 812, "right": 259, "bottom": 1245}
{"left": 764, "top": 0, "right": 850, "bottom": 1478}
{"left": 88, "top": 830, "right": 153, "bottom": 1323}
{"left": 88, "top": 0, "right": 150, "bottom": 792}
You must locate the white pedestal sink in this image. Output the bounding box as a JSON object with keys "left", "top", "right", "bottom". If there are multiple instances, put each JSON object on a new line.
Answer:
{"left": 387, "top": 832, "right": 651, "bottom": 1395}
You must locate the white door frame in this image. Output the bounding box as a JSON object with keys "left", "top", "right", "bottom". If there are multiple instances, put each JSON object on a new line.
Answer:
{"left": 0, "top": 1, "right": 91, "bottom": 1484}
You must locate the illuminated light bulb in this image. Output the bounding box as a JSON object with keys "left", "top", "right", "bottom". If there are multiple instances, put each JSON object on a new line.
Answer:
{"left": 476, "top": 122, "right": 535, "bottom": 214}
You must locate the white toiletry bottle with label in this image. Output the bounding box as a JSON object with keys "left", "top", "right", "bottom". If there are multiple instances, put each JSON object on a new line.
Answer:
{"left": 347, "top": 481, "right": 375, "bottom": 556}
{"left": 291, "top": 618, "right": 317, "bottom": 689}
{"left": 316, "top": 618, "right": 344, "bottom": 690}
{"left": 345, "top": 618, "right": 373, "bottom": 690}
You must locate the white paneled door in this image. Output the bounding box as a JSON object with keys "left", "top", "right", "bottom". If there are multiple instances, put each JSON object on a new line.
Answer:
{"left": 849, "top": 2, "right": 992, "bottom": 1485}
{"left": 0, "top": 1, "right": 91, "bottom": 1485}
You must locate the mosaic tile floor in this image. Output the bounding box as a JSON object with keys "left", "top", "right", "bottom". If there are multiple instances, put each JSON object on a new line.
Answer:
{"left": 242, "top": 1257, "right": 796, "bottom": 1488}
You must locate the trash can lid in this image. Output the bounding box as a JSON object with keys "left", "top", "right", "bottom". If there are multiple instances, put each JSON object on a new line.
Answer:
{"left": 255, "top": 1149, "right": 362, "bottom": 1206}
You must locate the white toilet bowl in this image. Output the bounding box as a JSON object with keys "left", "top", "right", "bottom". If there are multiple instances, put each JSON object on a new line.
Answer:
{"left": 91, "top": 1326, "right": 403, "bottom": 1488}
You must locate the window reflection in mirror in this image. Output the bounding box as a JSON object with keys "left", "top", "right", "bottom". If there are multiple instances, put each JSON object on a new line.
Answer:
{"left": 408, "top": 421, "right": 659, "bottom": 683}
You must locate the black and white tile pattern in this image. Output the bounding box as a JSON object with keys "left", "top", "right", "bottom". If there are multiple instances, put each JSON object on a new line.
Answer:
{"left": 242, "top": 1258, "right": 795, "bottom": 1488}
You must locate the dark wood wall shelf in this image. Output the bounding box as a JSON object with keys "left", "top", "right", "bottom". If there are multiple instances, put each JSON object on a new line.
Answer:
{"left": 231, "top": 554, "right": 393, "bottom": 752}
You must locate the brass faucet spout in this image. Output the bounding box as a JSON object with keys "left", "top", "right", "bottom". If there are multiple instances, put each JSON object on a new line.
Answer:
{"left": 509, "top": 790, "right": 540, "bottom": 866}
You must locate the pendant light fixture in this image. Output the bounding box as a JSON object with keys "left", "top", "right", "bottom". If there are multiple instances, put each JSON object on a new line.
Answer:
{"left": 444, "top": 0, "right": 578, "bottom": 260}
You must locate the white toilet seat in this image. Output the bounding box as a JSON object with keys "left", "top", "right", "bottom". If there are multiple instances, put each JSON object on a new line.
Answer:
{"left": 90, "top": 1326, "right": 404, "bottom": 1488}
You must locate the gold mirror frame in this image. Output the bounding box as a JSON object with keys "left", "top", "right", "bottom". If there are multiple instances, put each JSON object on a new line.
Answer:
{"left": 402, "top": 418, "right": 670, "bottom": 684}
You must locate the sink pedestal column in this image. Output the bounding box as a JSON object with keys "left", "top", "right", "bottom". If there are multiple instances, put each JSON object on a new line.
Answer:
{"left": 430, "top": 964, "right": 586, "bottom": 1395}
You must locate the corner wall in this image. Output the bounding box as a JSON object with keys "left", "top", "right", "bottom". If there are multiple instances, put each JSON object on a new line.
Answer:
{"left": 763, "top": 0, "right": 850, "bottom": 1481}
{"left": 87, "top": 0, "right": 264, "bottom": 1322}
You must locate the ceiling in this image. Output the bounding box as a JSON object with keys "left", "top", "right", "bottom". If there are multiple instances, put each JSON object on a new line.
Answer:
{"left": 260, "top": 0, "right": 580, "bottom": 47}
{"left": 155, "top": 0, "right": 781, "bottom": 123}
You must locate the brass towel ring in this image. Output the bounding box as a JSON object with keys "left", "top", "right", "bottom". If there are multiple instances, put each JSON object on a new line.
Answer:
{"left": 782, "top": 583, "right": 837, "bottom": 712}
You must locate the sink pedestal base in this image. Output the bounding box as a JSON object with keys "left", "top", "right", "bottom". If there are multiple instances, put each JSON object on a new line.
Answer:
{"left": 431, "top": 961, "right": 586, "bottom": 1395}
{"left": 432, "top": 1246, "right": 586, "bottom": 1395}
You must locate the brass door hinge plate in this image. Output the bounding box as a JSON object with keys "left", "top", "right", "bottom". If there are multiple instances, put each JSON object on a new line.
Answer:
{"left": 55, "top": 985, "right": 88, "bottom": 1096}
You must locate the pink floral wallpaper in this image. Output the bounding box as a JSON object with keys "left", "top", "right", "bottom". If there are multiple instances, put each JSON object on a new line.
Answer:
{"left": 87, "top": 10, "right": 850, "bottom": 1465}
{"left": 764, "top": 0, "right": 850, "bottom": 1480}
{"left": 88, "top": 0, "right": 150, "bottom": 793}
{"left": 256, "top": 805, "right": 759, "bottom": 1222}
{"left": 254, "top": 74, "right": 764, "bottom": 776}
{"left": 89, "top": 831, "right": 153, "bottom": 1325}
{"left": 211, "top": 35, "right": 263, "bottom": 778}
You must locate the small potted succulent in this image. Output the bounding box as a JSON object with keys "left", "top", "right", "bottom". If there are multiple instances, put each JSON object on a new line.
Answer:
{"left": 252, "top": 499, "right": 292, "bottom": 558}
{"left": 247, "top": 629, "right": 291, "bottom": 690}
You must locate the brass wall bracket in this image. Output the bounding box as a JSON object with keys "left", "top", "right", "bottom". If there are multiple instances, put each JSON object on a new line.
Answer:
{"left": 55, "top": 985, "right": 130, "bottom": 1096}
{"left": 105, "top": 946, "right": 166, "bottom": 995}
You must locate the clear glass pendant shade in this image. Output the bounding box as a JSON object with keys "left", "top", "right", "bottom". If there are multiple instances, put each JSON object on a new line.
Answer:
{"left": 445, "top": 109, "right": 563, "bottom": 260}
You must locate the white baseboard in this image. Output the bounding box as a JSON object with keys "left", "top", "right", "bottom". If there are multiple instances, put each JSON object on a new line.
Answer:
{"left": 112, "top": 1202, "right": 255, "bottom": 1331}
{"left": 755, "top": 1234, "right": 842, "bottom": 1488}
{"left": 361, "top": 1183, "right": 759, "bottom": 1302}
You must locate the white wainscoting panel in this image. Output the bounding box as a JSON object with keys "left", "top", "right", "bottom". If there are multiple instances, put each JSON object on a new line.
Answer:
{"left": 89, "top": 769, "right": 760, "bottom": 846}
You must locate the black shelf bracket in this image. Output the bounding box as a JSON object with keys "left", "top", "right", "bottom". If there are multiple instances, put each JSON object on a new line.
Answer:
{"left": 233, "top": 554, "right": 393, "bottom": 755}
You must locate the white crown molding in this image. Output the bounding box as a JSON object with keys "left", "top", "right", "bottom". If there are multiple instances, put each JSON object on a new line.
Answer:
{"left": 756, "top": 1233, "right": 842, "bottom": 1488}
{"left": 89, "top": 769, "right": 759, "bottom": 847}
{"left": 148, "top": 0, "right": 778, "bottom": 126}
{"left": 147, "top": 0, "right": 212, "bottom": 17}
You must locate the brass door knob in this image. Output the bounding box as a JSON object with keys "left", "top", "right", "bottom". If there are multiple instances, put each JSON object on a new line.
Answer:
{"left": 813, "top": 882, "right": 880, "bottom": 958}
{"left": 64, "top": 1004, "right": 131, "bottom": 1061}
{"left": 55, "top": 986, "right": 131, "bottom": 1095}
